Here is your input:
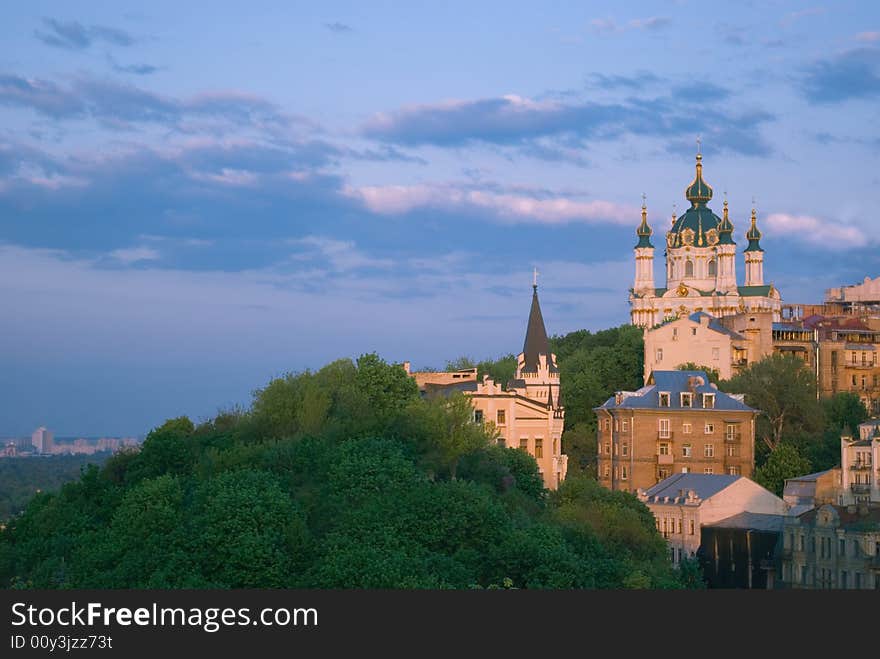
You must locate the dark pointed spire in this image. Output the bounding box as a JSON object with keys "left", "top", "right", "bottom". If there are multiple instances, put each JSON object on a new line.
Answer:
{"left": 636, "top": 193, "right": 653, "bottom": 248}
{"left": 522, "top": 283, "right": 554, "bottom": 373}
{"left": 745, "top": 204, "right": 764, "bottom": 252}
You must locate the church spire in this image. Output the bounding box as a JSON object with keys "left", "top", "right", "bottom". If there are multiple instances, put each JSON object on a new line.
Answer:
{"left": 522, "top": 281, "right": 554, "bottom": 373}
{"left": 745, "top": 204, "right": 764, "bottom": 252}
{"left": 685, "top": 150, "right": 713, "bottom": 207}
{"left": 636, "top": 193, "right": 653, "bottom": 248}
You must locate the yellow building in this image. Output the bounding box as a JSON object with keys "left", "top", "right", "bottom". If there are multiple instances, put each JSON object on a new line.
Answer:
{"left": 407, "top": 284, "right": 567, "bottom": 489}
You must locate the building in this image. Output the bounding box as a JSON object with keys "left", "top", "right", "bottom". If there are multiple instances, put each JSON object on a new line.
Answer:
{"left": 406, "top": 284, "right": 568, "bottom": 489}
{"left": 840, "top": 430, "right": 879, "bottom": 506}
{"left": 810, "top": 316, "right": 880, "bottom": 415}
{"left": 595, "top": 370, "right": 757, "bottom": 493}
{"left": 699, "top": 512, "right": 786, "bottom": 589}
{"left": 783, "top": 469, "right": 842, "bottom": 515}
{"left": 779, "top": 503, "right": 880, "bottom": 589}
{"left": 30, "top": 426, "right": 53, "bottom": 454}
{"left": 642, "top": 311, "right": 750, "bottom": 382}
{"left": 826, "top": 275, "right": 880, "bottom": 315}
{"left": 629, "top": 151, "right": 782, "bottom": 328}
{"left": 637, "top": 473, "right": 787, "bottom": 566}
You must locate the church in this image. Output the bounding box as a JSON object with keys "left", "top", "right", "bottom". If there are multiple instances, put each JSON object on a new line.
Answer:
{"left": 405, "top": 283, "right": 568, "bottom": 489}
{"left": 629, "top": 151, "right": 782, "bottom": 328}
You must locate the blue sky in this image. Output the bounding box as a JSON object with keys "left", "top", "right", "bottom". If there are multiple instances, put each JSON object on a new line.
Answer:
{"left": 1, "top": 1, "right": 878, "bottom": 435}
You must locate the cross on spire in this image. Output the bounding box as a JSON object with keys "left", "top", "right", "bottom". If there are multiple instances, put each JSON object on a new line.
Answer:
{"left": 696, "top": 135, "right": 702, "bottom": 155}
{"left": 533, "top": 267, "right": 539, "bottom": 290}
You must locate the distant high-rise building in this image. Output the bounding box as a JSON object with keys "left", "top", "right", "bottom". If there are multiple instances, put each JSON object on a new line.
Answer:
{"left": 31, "top": 426, "right": 54, "bottom": 454}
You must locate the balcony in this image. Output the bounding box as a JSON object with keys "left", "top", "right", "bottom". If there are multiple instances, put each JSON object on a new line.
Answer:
{"left": 657, "top": 453, "right": 674, "bottom": 465}
{"left": 724, "top": 433, "right": 742, "bottom": 443}
{"left": 869, "top": 556, "right": 880, "bottom": 573}
{"left": 850, "top": 462, "right": 873, "bottom": 471}
{"left": 657, "top": 432, "right": 674, "bottom": 441}
{"left": 851, "top": 483, "right": 871, "bottom": 494}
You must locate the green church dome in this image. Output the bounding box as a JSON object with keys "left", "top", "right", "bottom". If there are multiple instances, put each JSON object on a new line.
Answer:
{"left": 665, "top": 153, "right": 734, "bottom": 249}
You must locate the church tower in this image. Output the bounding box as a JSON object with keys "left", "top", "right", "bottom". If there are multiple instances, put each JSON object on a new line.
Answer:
{"left": 744, "top": 206, "right": 765, "bottom": 286}
{"left": 628, "top": 146, "right": 782, "bottom": 327}
{"left": 633, "top": 195, "right": 656, "bottom": 301}
{"left": 516, "top": 280, "right": 561, "bottom": 410}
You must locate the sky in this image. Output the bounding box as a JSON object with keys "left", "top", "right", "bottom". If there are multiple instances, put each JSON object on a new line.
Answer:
{"left": 1, "top": 1, "right": 878, "bottom": 436}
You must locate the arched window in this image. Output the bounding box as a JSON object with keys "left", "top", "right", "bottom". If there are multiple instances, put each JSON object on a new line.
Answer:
{"left": 685, "top": 259, "right": 694, "bottom": 277}
{"left": 708, "top": 259, "right": 716, "bottom": 276}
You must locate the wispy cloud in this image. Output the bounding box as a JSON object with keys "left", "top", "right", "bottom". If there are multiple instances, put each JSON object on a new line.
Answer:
{"left": 34, "top": 18, "right": 136, "bottom": 50}
{"left": 361, "top": 91, "right": 774, "bottom": 157}
{"left": 346, "top": 182, "right": 636, "bottom": 226}
{"left": 801, "top": 47, "right": 880, "bottom": 103}
{"left": 764, "top": 213, "right": 868, "bottom": 249}
{"left": 856, "top": 31, "right": 880, "bottom": 43}
{"left": 590, "top": 16, "right": 670, "bottom": 35}
{"left": 289, "top": 236, "right": 392, "bottom": 271}
{"left": 108, "top": 246, "right": 161, "bottom": 264}
{"left": 324, "top": 22, "right": 353, "bottom": 33}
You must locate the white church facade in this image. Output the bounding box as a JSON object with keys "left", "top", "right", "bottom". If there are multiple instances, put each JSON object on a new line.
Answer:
{"left": 629, "top": 152, "right": 782, "bottom": 328}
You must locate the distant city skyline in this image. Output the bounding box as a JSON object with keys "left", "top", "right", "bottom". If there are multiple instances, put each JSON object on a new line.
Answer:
{"left": 1, "top": 2, "right": 878, "bottom": 435}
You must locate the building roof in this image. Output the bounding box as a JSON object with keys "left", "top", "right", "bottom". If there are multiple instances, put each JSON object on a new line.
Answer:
{"left": 635, "top": 201, "right": 653, "bottom": 249}
{"left": 738, "top": 284, "right": 774, "bottom": 297}
{"left": 706, "top": 512, "right": 785, "bottom": 532}
{"left": 521, "top": 285, "right": 558, "bottom": 373}
{"left": 797, "top": 504, "right": 880, "bottom": 528}
{"left": 597, "top": 370, "right": 756, "bottom": 412}
{"left": 688, "top": 311, "right": 745, "bottom": 340}
{"left": 644, "top": 473, "right": 740, "bottom": 501}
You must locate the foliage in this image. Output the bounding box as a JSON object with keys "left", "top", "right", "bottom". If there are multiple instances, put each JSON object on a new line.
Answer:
{"left": 676, "top": 362, "right": 720, "bottom": 384}
{"left": 0, "top": 453, "right": 114, "bottom": 522}
{"left": 721, "top": 354, "right": 824, "bottom": 453}
{"left": 753, "top": 443, "right": 812, "bottom": 497}
{"left": 0, "top": 346, "right": 692, "bottom": 590}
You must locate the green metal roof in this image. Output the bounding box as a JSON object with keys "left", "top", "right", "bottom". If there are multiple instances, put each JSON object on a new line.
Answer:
{"left": 738, "top": 285, "right": 773, "bottom": 297}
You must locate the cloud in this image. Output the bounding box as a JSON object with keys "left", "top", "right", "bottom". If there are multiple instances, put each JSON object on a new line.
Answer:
{"left": 856, "top": 31, "right": 880, "bottom": 43}
{"left": 108, "top": 246, "right": 161, "bottom": 263}
{"left": 764, "top": 213, "right": 868, "bottom": 249}
{"left": 289, "top": 236, "right": 392, "bottom": 271}
{"left": 0, "top": 73, "right": 302, "bottom": 133}
{"left": 587, "top": 71, "right": 661, "bottom": 90}
{"left": 590, "top": 16, "right": 670, "bottom": 35}
{"left": 780, "top": 7, "right": 826, "bottom": 27}
{"left": 346, "top": 182, "right": 635, "bottom": 225}
{"left": 801, "top": 47, "right": 880, "bottom": 103}
{"left": 361, "top": 91, "right": 774, "bottom": 157}
{"left": 324, "top": 22, "right": 353, "bottom": 33}
{"left": 34, "top": 18, "right": 136, "bottom": 50}
{"left": 108, "top": 55, "right": 161, "bottom": 76}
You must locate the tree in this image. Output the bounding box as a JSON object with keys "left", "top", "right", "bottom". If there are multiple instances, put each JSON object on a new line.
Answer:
{"left": 676, "top": 362, "right": 720, "bottom": 384}
{"left": 823, "top": 392, "right": 868, "bottom": 437}
{"left": 721, "top": 354, "right": 824, "bottom": 453}
{"left": 753, "top": 443, "right": 812, "bottom": 497}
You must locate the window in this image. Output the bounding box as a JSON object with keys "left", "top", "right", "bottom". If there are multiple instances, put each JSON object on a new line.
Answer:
{"left": 681, "top": 392, "right": 693, "bottom": 407}
{"left": 534, "top": 438, "right": 543, "bottom": 459}
{"left": 603, "top": 465, "right": 610, "bottom": 478}
{"left": 498, "top": 437, "right": 506, "bottom": 448}
{"left": 726, "top": 444, "right": 738, "bottom": 457}
{"left": 604, "top": 442, "right": 611, "bottom": 455}
{"left": 621, "top": 420, "right": 628, "bottom": 432}
{"left": 659, "top": 392, "right": 670, "bottom": 407}
{"left": 685, "top": 259, "right": 694, "bottom": 277}
{"left": 689, "top": 520, "right": 695, "bottom": 535}
{"left": 839, "top": 539, "right": 845, "bottom": 556}
{"left": 703, "top": 393, "right": 715, "bottom": 409}
{"left": 621, "top": 465, "right": 628, "bottom": 480}
{"left": 841, "top": 571, "right": 848, "bottom": 589}
{"left": 474, "top": 410, "right": 484, "bottom": 423}
{"left": 672, "top": 328, "right": 678, "bottom": 340}
{"left": 704, "top": 467, "right": 714, "bottom": 474}
{"left": 496, "top": 409, "right": 506, "bottom": 425}
{"left": 692, "top": 327, "right": 697, "bottom": 336}
{"left": 519, "top": 438, "right": 528, "bottom": 450}
{"left": 682, "top": 444, "right": 692, "bottom": 457}
{"left": 659, "top": 418, "right": 671, "bottom": 438}
{"left": 658, "top": 442, "right": 670, "bottom": 455}
{"left": 712, "top": 347, "right": 720, "bottom": 360}
{"left": 676, "top": 518, "right": 682, "bottom": 534}
{"left": 622, "top": 443, "right": 629, "bottom": 456}
{"left": 552, "top": 438, "right": 558, "bottom": 455}
{"left": 708, "top": 259, "right": 716, "bottom": 276}
{"left": 800, "top": 535, "right": 804, "bottom": 551}
{"left": 726, "top": 424, "right": 738, "bottom": 441}
{"left": 728, "top": 465, "right": 740, "bottom": 475}
{"left": 704, "top": 444, "right": 714, "bottom": 457}
{"left": 682, "top": 423, "right": 692, "bottom": 434}
{"left": 705, "top": 423, "right": 715, "bottom": 434}
{"left": 658, "top": 467, "right": 671, "bottom": 480}
{"left": 656, "top": 348, "right": 664, "bottom": 362}
{"left": 855, "top": 572, "right": 862, "bottom": 589}
{"left": 681, "top": 466, "right": 689, "bottom": 473}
